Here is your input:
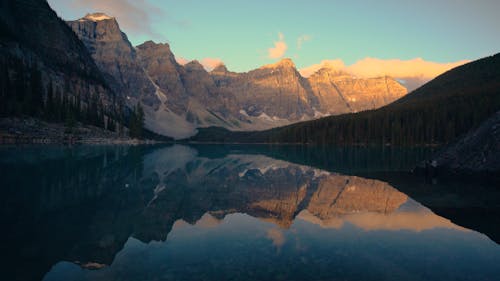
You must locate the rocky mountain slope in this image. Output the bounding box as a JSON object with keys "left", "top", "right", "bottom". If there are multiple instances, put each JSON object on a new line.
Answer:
{"left": 212, "top": 58, "right": 318, "bottom": 120}
{"left": 67, "top": 13, "right": 158, "bottom": 108}
{"left": 67, "top": 13, "right": 407, "bottom": 139}
{"left": 428, "top": 110, "right": 500, "bottom": 174}
{"left": 211, "top": 57, "right": 406, "bottom": 126}
{"left": 213, "top": 59, "right": 407, "bottom": 120}
{"left": 308, "top": 67, "right": 407, "bottom": 114}
{"left": 0, "top": 1, "right": 120, "bottom": 121}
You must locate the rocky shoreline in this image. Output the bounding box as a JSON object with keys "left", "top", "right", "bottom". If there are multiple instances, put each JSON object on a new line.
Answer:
{"left": 0, "top": 118, "right": 162, "bottom": 145}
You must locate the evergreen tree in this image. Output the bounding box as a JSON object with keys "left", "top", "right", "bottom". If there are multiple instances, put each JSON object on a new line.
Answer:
{"left": 129, "top": 103, "right": 145, "bottom": 139}
{"left": 30, "top": 66, "right": 43, "bottom": 116}
{"left": 107, "top": 116, "right": 116, "bottom": 132}
{"left": 75, "top": 93, "right": 81, "bottom": 121}
{"left": 64, "top": 106, "right": 76, "bottom": 133}
{"left": 0, "top": 65, "right": 9, "bottom": 116}
{"left": 54, "top": 87, "right": 63, "bottom": 121}
{"left": 97, "top": 99, "right": 105, "bottom": 128}
{"left": 45, "top": 80, "right": 54, "bottom": 120}
{"left": 13, "top": 63, "right": 26, "bottom": 115}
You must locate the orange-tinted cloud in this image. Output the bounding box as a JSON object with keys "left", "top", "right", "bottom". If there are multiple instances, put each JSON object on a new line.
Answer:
{"left": 176, "top": 57, "right": 224, "bottom": 71}
{"left": 299, "top": 59, "right": 347, "bottom": 77}
{"left": 300, "top": 57, "right": 469, "bottom": 91}
{"left": 267, "top": 228, "right": 286, "bottom": 248}
{"left": 349, "top": 57, "right": 469, "bottom": 79}
{"left": 200, "top": 58, "right": 224, "bottom": 71}
{"left": 175, "top": 57, "right": 190, "bottom": 66}
{"left": 268, "top": 32, "right": 288, "bottom": 59}
{"left": 297, "top": 209, "right": 467, "bottom": 232}
{"left": 297, "top": 34, "right": 312, "bottom": 50}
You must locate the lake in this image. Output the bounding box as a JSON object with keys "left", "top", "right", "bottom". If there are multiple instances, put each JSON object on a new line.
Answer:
{"left": 0, "top": 144, "right": 498, "bottom": 281}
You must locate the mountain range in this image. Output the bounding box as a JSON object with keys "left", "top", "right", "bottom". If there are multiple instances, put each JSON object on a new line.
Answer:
{"left": 192, "top": 53, "right": 500, "bottom": 149}
{"left": 66, "top": 13, "right": 407, "bottom": 139}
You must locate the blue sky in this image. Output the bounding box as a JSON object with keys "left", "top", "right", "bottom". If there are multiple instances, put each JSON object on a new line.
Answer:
{"left": 48, "top": 0, "right": 500, "bottom": 73}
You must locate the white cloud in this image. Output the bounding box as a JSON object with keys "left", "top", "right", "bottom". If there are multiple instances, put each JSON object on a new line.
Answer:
{"left": 300, "top": 57, "right": 469, "bottom": 91}
{"left": 268, "top": 32, "right": 288, "bottom": 59}
{"left": 297, "top": 34, "right": 311, "bottom": 50}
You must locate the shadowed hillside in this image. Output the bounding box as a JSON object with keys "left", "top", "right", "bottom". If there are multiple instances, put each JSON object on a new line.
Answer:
{"left": 0, "top": 0, "right": 125, "bottom": 131}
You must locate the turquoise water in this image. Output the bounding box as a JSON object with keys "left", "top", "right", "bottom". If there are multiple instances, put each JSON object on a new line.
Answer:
{"left": 0, "top": 145, "right": 498, "bottom": 281}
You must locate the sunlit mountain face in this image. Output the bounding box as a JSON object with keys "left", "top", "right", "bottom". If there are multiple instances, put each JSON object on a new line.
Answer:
{"left": 1, "top": 145, "right": 498, "bottom": 281}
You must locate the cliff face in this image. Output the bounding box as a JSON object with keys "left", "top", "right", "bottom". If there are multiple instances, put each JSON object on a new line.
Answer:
{"left": 212, "top": 59, "right": 407, "bottom": 120}
{"left": 181, "top": 60, "right": 240, "bottom": 121}
{"left": 136, "top": 41, "right": 185, "bottom": 112}
{"left": 67, "top": 14, "right": 159, "bottom": 109}
{"left": 308, "top": 67, "right": 407, "bottom": 114}
{"left": 136, "top": 42, "right": 241, "bottom": 131}
{"left": 226, "top": 59, "right": 319, "bottom": 120}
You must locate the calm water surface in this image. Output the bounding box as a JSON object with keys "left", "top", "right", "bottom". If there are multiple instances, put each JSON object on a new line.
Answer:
{"left": 0, "top": 145, "right": 498, "bottom": 281}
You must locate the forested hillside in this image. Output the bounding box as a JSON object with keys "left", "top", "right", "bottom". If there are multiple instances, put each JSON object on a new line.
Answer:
{"left": 0, "top": 0, "right": 125, "bottom": 133}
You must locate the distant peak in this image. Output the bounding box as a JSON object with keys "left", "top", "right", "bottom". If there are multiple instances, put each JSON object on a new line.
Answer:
{"left": 261, "top": 58, "right": 296, "bottom": 69}
{"left": 184, "top": 60, "right": 205, "bottom": 71}
{"left": 277, "top": 58, "right": 295, "bottom": 68}
{"left": 299, "top": 60, "right": 347, "bottom": 78}
{"left": 81, "top": 13, "right": 115, "bottom": 22}
{"left": 318, "top": 66, "right": 349, "bottom": 77}
{"left": 211, "top": 63, "right": 228, "bottom": 73}
{"left": 138, "top": 40, "right": 158, "bottom": 47}
{"left": 142, "top": 40, "right": 157, "bottom": 45}
{"left": 320, "top": 61, "right": 341, "bottom": 70}
{"left": 136, "top": 40, "right": 170, "bottom": 50}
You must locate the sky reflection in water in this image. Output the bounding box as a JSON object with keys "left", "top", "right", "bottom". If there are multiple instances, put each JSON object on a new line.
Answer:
{"left": 0, "top": 145, "right": 497, "bottom": 281}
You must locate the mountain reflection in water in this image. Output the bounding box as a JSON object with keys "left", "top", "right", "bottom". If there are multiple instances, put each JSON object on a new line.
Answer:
{"left": 0, "top": 145, "right": 498, "bottom": 281}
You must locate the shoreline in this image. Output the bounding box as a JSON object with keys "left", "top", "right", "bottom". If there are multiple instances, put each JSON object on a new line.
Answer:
{"left": 0, "top": 117, "right": 166, "bottom": 145}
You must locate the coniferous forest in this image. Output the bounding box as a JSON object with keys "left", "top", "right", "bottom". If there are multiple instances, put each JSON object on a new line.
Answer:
{"left": 0, "top": 55, "right": 146, "bottom": 138}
